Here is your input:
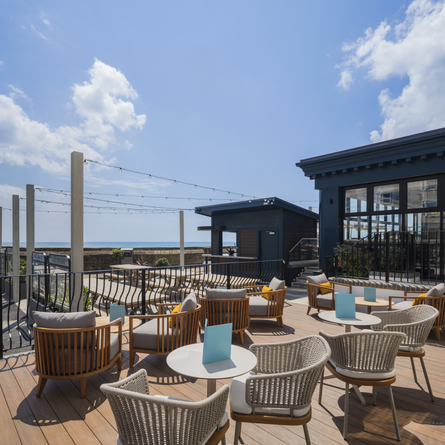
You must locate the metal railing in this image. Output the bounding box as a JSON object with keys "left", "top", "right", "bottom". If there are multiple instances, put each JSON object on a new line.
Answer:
{"left": 326, "top": 231, "right": 445, "bottom": 285}
{"left": 289, "top": 238, "right": 319, "bottom": 262}
{"left": 1, "top": 259, "right": 284, "bottom": 358}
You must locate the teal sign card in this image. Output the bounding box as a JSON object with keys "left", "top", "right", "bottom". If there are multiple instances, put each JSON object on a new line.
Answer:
{"left": 364, "top": 287, "right": 376, "bottom": 302}
{"left": 335, "top": 293, "right": 356, "bottom": 318}
{"left": 202, "top": 320, "right": 232, "bottom": 364}
{"left": 110, "top": 303, "right": 125, "bottom": 323}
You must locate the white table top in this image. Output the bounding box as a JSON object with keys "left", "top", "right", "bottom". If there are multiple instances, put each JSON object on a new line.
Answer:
{"left": 318, "top": 311, "right": 381, "bottom": 327}
{"left": 167, "top": 343, "right": 257, "bottom": 381}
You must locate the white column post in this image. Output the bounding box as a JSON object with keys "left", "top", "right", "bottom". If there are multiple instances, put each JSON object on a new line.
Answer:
{"left": 12, "top": 195, "right": 20, "bottom": 301}
{"left": 26, "top": 185, "right": 35, "bottom": 296}
{"left": 179, "top": 211, "right": 184, "bottom": 267}
{"left": 71, "top": 151, "right": 84, "bottom": 311}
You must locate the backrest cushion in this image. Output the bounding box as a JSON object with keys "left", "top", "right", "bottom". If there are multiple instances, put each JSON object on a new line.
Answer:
{"left": 306, "top": 273, "right": 328, "bottom": 286}
{"left": 33, "top": 311, "right": 96, "bottom": 328}
{"left": 205, "top": 289, "right": 247, "bottom": 299}
{"left": 269, "top": 277, "right": 285, "bottom": 291}
{"left": 181, "top": 292, "right": 198, "bottom": 312}
{"left": 426, "top": 283, "right": 444, "bottom": 297}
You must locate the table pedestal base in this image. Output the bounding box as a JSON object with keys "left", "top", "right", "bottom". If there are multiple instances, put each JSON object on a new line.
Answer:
{"left": 207, "top": 379, "right": 217, "bottom": 397}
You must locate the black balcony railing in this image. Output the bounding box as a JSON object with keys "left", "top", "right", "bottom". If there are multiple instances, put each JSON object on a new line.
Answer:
{"left": 326, "top": 231, "right": 445, "bottom": 285}
{"left": 289, "top": 238, "right": 319, "bottom": 262}
{"left": 1, "top": 259, "right": 284, "bottom": 358}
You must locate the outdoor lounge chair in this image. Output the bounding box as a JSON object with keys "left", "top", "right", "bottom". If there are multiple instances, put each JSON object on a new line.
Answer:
{"left": 306, "top": 273, "right": 352, "bottom": 314}
{"left": 33, "top": 311, "right": 122, "bottom": 398}
{"left": 245, "top": 277, "right": 287, "bottom": 326}
{"left": 199, "top": 288, "right": 250, "bottom": 344}
{"left": 370, "top": 304, "right": 439, "bottom": 401}
{"left": 230, "top": 336, "right": 331, "bottom": 445}
{"left": 101, "top": 368, "right": 230, "bottom": 445}
{"left": 319, "top": 330, "right": 406, "bottom": 441}
{"left": 128, "top": 292, "right": 201, "bottom": 367}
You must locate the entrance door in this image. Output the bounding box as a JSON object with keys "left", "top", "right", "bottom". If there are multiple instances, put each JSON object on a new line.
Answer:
{"left": 260, "top": 231, "right": 278, "bottom": 260}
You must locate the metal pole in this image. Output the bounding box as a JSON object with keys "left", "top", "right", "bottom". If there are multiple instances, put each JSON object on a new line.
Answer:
{"left": 26, "top": 185, "right": 35, "bottom": 300}
{"left": 71, "top": 151, "right": 84, "bottom": 311}
{"left": 385, "top": 232, "right": 390, "bottom": 282}
{"left": 12, "top": 195, "right": 20, "bottom": 302}
{"left": 179, "top": 210, "right": 184, "bottom": 267}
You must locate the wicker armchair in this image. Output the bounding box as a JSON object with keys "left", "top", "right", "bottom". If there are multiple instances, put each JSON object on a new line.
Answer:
{"left": 306, "top": 273, "right": 352, "bottom": 315}
{"left": 389, "top": 291, "right": 445, "bottom": 340}
{"left": 370, "top": 305, "right": 439, "bottom": 401}
{"left": 319, "top": 331, "right": 406, "bottom": 441}
{"left": 101, "top": 369, "right": 230, "bottom": 445}
{"left": 199, "top": 289, "right": 250, "bottom": 344}
{"left": 230, "top": 336, "right": 331, "bottom": 445}
{"left": 128, "top": 301, "right": 201, "bottom": 367}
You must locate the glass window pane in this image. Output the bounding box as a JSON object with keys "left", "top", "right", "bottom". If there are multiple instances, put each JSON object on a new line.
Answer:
{"left": 405, "top": 212, "right": 440, "bottom": 234}
{"left": 373, "top": 184, "right": 399, "bottom": 211}
{"left": 407, "top": 179, "right": 437, "bottom": 209}
{"left": 343, "top": 216, "right": 368, "bottom": 241}
{"left": 371, "top": 214, "right": 401, "bottom": 235}
{"left": 345, "top": 188, "right": 367, "bottom": 213}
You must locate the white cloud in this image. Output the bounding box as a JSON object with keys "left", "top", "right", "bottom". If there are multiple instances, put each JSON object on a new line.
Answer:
{"left": 8, "top": 85, "right": 31, "bottom": 102}
{"left": 337, "top": 69, "right": 354, "bottom": 90}
{"left": 0, "top": 60, "right": 4, "bottom": 67}
{"left": 40, "top": 13, "right": 51, "bottom": 27}
{"left": 0, "top": 59, "right": 146, "bottom": 175}
{"left": 338, "top": 0, "right": 445, "bottom": 142}
{"left": 30, "top": 24, "right": 49, "bottom": 41}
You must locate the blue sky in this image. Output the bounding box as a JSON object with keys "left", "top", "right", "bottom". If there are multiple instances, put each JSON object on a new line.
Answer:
{"left": 1, "top": 0, "right": 445, "bottom": 244}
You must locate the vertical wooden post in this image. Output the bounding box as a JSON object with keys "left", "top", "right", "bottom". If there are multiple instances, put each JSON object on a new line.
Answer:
{"left": 26, "top": 185, "right": 35, "bottom": 296}
{"left": 71, "top": 152, "right": 84, "bottom": 311}
{"left": 179, "top": 211, "right": 184, "bottom": 267}
{"left": 12, "top": 195, "right": 20, "bottom": 301}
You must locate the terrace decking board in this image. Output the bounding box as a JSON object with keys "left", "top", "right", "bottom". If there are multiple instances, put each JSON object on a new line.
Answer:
{"left": 0, "top": 301, "right": 444, "bottom": 445}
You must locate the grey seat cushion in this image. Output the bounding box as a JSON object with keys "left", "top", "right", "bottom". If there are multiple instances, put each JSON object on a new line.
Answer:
{"left": 132, "top": 318, "right": 175, "bottom": 350}
{"left": 426, "top": 283, "right": 444, "bottom": 297}
{"left": 205, "top": 289, "right": 247, "bottom": 299}
{"left": 110, "top": 333, "right": 120, "bottom": 359}
{"left": 317, "top": 293, "right": 335, "bottom": 309}
{"left": 33, "top": 311, "right": 96, "bottom": 328}
{"left": 269, "top": 277, "right": 285, "bottom": 291}
{"left": 249, "top": 296, "right": 269, "bottom": 316}
{"left": 392, "top": 300, "right": 413, "bottom": 311}
{"left": 306, "top": 274, "right": 329, "bottom": 295}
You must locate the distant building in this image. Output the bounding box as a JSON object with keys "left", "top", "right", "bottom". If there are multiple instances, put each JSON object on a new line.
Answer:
{"left": 195, "top": 197, "right": 318, "bottom": 265}
{"left": 296, "top": 127, "right": 445, "bottom": 267}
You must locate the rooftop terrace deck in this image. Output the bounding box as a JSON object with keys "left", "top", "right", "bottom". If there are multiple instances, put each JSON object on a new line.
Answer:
{"left": 1, "top": 297, "right": 444, "bottom": 445}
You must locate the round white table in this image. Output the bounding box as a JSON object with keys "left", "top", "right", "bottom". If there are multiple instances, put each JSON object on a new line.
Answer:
{"left": 167, "top": 343, "right": 257, "bottom": 396}
{"left": 318, "top": 311, "right": 381, "bottom": 332}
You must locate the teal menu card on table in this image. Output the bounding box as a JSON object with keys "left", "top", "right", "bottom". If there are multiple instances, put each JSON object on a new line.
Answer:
{"left": 110, "top": 303, "right": 125, "bottom": 323}
{"left": 202, "top": 320, "right": 232, "bottom": 364}
{"left": 364, "top": 287, "right": 376, "bottom": 302}
{"left": 335, "top": 293, "right": 356, "bottom": 318}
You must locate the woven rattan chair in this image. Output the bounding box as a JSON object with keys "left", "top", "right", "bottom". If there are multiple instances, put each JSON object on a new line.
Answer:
{"left": 319, "top": 330, "right": 406, "bottom": 441}
{"left": 230, "top": 336, "right": 331, "bottom": 445}
{"left": 101, "top": 369, "right": 229, "bottom": 445}
{"left": 370, "top": 304, "right": 439, "bottom": 402}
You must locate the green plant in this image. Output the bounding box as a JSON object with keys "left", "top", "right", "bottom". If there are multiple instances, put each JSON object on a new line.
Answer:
{"left": 112, "top": 248, "right": 123, "bottom": 262}
{"left": 83, "top": 286, "right": 94, "bottom": 311}
{"left": 155, "top": 257, "right": 170, "bottom": 267}
{"left": 334, "top": 243, "right": 373, "bottom": 279}
{"left": 136, "top": 255, "right": 147, "bottom": 266}
{"left": 20, "top": 258, "right": 27, "bottom": 282}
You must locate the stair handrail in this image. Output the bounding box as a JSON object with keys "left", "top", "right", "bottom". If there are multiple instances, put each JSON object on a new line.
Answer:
{"left": 289, "top": 238, "right": 318, "bottom": 253}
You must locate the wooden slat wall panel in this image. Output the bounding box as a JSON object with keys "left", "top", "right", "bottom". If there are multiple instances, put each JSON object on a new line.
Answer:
{"left": 240, "top": 230, "right": 257, "bottom": 257}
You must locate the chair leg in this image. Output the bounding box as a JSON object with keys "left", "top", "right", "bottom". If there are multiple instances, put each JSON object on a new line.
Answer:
{"left": 433, "top": 327, "right": 441, "bottom": 341}
{"left": 221, "top": 435, "right": 226, "bottom": 445}
{"left": 238, "top": 331, "right": 244, "bottom": 344}
{"left": 307, "top": 306, "right": 311, "bottom": 315}
{"left": 303, "top": 423, "right": 311, "bottom": 445}
{"left": 234, "top": 421, "right": 242, "bottom": 445}
{"left": 343, "top": 383, "right": 350, "bottom": 440}
{"left": 419, "top": 357, "right": 434, "bottom": 402}
{"left": 117, "top": 354, "right": 122, "bottom": 372}
{"left": 372, "top": 386, "right": 377, "bottom": 406}
{"left": 80, "top": 377, "right": 87, "bottom": 398}
{"left": 130, "top": 351, "right": 136, "bottom": 368}
{"left": 388, "top": 385, "right": 401, "bottom": 441}
{"left": 410, "top": 357, "right": 418, "bottom": 382}
{"left": 277, "top": 316, "right": 284, "bottom": 327}
{"left": 318, "top": 372, "right": 324, "bottom": 405}
{"left": 36, "top": 377, "right": 47, "bottom": 398}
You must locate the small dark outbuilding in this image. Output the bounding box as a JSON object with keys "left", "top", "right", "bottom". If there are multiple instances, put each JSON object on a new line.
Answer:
{"left": 195, "top": 197, "right": 319, "bottom": 265}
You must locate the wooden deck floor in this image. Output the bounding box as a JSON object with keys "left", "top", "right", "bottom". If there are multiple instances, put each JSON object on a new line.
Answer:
{"left": 1, "top": 299, "right": 444, "bottom": 445}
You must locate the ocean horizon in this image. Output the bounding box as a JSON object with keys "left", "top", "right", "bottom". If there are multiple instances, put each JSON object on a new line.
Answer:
{"left": 4, "top": 241, "right": 220, "bottom": 248}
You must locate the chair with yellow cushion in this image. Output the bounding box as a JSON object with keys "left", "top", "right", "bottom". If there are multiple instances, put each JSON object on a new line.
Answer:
{"left": 388, "top": 283, "right": 445, "bottom": 340}
{"left": 245, "top": 277, "right": 287, "bottom": 327}
{"left": 306, "top": 273, "right": 352, "bottom": 315}
{"left": 128, "top": 292, "right": 201, "bottom": 367}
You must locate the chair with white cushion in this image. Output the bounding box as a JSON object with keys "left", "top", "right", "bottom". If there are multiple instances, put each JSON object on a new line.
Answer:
{"left": 319, "top": 330, "right": 406, "bottom": 441}
{"left": 370, "top": 304, "right": 439, "bottom": 401}
{"left": 245, "top": 277, "right": 287, "bottom": 326}
{"left": 230, "top": 336, "right": 331, "bottom": 445}
{"left": 101, "top": 369, "right": 229, "bottom": 445}
{"left": 306, "top": 273, "right": 352, "bottom": 315}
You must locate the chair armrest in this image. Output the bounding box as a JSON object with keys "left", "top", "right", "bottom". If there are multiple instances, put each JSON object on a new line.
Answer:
{"left": 331, "top": 282, "right": 352, "bottom": 292}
